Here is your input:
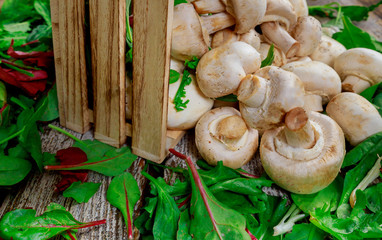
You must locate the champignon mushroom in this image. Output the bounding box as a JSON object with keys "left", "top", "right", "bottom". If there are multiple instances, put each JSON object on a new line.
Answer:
{"left": 172, "top": 3, "right": 235, "bottom": 61}
{"left": 238, "top": 66, "right": 305, "bottom": 132}
{"left": 258, "top": 42, "right": 287, "bottom": 67}
{"left": 334, "top": 48, "right": 382, "bottom": 93}
{"left": 260, "top": 108, "right": 346, "bottom": 194}
{"left": 282, "top": 61, "right": 341, "bottom": 112}
{"left": 211, "top": 28, "right": 261, "bottom": 50}
{"left": 196, "top": 41, "right": 261, "bottom": 98}
{"left": 192, "top": 0, "right": 226, "bottom": 14}
{"left": 309, "top": 35, "right": 346, "bottom": 68}
{"left": 224, "top": 0, "right": 267, "bottom": 34}
{"left": 195, "top": 107, "right": 259, "bottom": 169}
{"left": 168, "top": 73, "right": 214, "bottom": 130}
{"left": 326, "top": 92, "right": 382, "bottom": 146}
{"left": 288, "top": 0, "right": 308, "bottom": 18}
{"left": 291, "top": 16, "right": 322, "bottom": 57}
{"left": 260, "top": 0, "right": 299, "bottom": 58}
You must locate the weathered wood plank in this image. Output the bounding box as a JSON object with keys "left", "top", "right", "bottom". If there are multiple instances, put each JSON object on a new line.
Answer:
{"left": 132, "top": 0, "right": 175, "bottom": 163}
{"left": 89, "top": 0, "right": 126, "bottom": 147}
{"left": 50, "top": 0, "right": 90, "bottom": 133}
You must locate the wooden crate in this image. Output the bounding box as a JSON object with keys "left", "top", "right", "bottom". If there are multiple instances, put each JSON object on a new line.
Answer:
{"left": 50, "top": 0, "right": 184, "bottom": 163}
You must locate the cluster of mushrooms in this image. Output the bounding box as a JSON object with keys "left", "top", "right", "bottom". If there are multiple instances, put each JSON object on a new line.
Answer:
{"left": 165, "top": 0, "right": 382, "bottom": 195}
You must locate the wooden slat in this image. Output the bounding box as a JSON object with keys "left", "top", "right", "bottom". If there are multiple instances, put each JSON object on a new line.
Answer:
{"left": 89, "top": 0, "right": 126, "bottom": 147}
{"left": 51, "top": 0, "right": 90, "bottom": 133}
{"left": 132, "top": 0, "right": 174, "bottom": 163}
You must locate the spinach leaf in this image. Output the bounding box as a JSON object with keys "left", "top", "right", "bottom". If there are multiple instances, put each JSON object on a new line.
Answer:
{"left": 170, "top": 149, "right": 251, "bottom": 240}
{"left": 0, "top": 203, "right": 106, "bottom": 240}
{"left": 364, "top": 183, "right": 382, "bottom": 213}
{"left": 39, "top": 84, "right": 59, "bottom": 121}
{"left": 339, "top": 145, "right": 382, "bottom": 207}
{"left": 142, "top": 171, "right": 180, "bottom": 240}
{"left": 45, "top": 126, "right": 137, "bottom": 176}
{"left": 0, "top": 155, "right": 32, "bottom": 186}
{"left": 174, "top": 0, "right": 187, "bottom": 6}
{"left": 332, "top": 16, "right": 382, "bottom": 53}
{"left": 216, "top": 94, "right": 238, "bottom": 102}
{"left": 107, "top": 172, "right": 140, "bottom": 239}
{"left": 291, "top": 176, "right": 343, "bottom": 214}
{"left": 342, "top": 132, "right": 382, "bottom": 168}
{"left": 284, "top": 223, "right": 328, "bottom": 240}
{"left": 34, "top": 0, "right": 51, "bottom": 26}
{"left": 63, "top": 181, "right": 101, "bottom": 203}
{"left": 260, "top": 44, "right": 274, "bottom": 68}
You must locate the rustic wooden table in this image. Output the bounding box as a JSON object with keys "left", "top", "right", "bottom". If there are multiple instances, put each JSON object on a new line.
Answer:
{"left": 1, "top": 0, "right": 381, "bottom": 239}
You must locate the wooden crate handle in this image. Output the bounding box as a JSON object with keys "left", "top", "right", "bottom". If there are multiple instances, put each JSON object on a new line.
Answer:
{"left": 132, "top": 0, "right": 174, "bottom": 162}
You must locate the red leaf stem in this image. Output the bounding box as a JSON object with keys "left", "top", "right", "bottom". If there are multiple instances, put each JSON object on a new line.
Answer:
{"left": 20, "top": 40, "right": 40, "bottom": 47}
{"left": 66, "top": 230, "right": 76, "bottom": 240}
{"left": 236, "top": 170, "right": 259, "bottom": 179}
{"left": 246, "top": 228, "right": 258, "bottom": 240}
{"left": 7, "top": 39, "right": 53, "bottom": 59}
{"left": 169, "top": 148, "right": 223, "bottom": 240}
{"left": 45, "top": 154, "right": 121, "bottom": 170}
{"left": 123, "top": 180, "right": 133, "bottom": 239}
{"left": 0, "top": 103, "right": 8, "bottom": 113}
{"left": 177, "top": 194, "right": 191, "bottom": 209}
{"left": 75, "top": 219, "right": 106, "bottom": 229}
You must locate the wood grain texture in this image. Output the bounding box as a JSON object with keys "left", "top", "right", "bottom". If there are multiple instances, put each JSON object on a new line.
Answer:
{"left": 51, "top": 0, "right": 90, "bottom": 133}
{"left": 89, "top": 0, "right": 126, "bottom": 147}
{"left": 132, "top": 0, "right": 174, "bottom": 163}
{"left": 0, "top": 122, "right": 148, "bottom": 240}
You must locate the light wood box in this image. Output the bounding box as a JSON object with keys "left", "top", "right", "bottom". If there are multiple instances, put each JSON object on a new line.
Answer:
{"left": 50, "top": 0, "right": 183, "bottom": 163}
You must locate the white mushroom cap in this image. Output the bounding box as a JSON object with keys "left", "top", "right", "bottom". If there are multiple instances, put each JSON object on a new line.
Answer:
{"left": 334, "top": 48, "right": 382, "bottom": 93}
{"left": 309, "top": 35, "right": 346, "bottom": 68}
{"left": 171, "top": 3, "right": 235, "bottom": 61}
{"left": 258, "top": 42, "right": 287, "bottom": 67}
{"left": 292, "top": 16, "right": 322, "bottom": 57}
{"left": 211, "top": 28, "right": 261, "bottom": 50}
{"left": 260, "top": 109, "right": 345, "bottom": 194}
{"left": 195, "top": 107, "right": 259, "bottom": 169}
{"left": 282, "top": 61, "right": 341, "bottom": 112}
{"left": 326, "top": 92, "right": 382, "bottom": 146}
{"left": 238, "top": 66, "right": 305, "bottom": 132}
{"left": 288, "top": 0, "right": 308, "bottom": 18}
{"left": 196, "top": 41, "right": 261, "bottom": 98}
{"left": 170, "top": 58, "right": 185, "bottom": 73}
{"left": 261, "top": 0, "right": 297, "bottom": 30}
{"left": 224, "top": 0, "right": 267, "bottom": 34}
{"left": 168, "top": 74, "right": 214, "bottom": 130}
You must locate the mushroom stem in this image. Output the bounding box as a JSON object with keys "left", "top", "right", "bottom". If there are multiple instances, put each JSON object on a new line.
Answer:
{"left": 261, "top": 22, "right": 300, "bottom": 58}
{"left": 284, "top": 107, "right": 315, "bottom": 149}
{"left": 349, "top": 155, "right": 381, "bottom": 208}
{"left": 303, "top": 94, "right": 323, "bottom": 112}
{"left": 237, "top": 75, "right": 268, "bottom": 108}
{"left": 201, "top": 12, "right": 236, "bottom": 34}
{"left": 192, "top": 0, "right": 226, "bottom": 14}
{"left": 341, "top": 75, "right": 371, "bottom": 93}
{"left": 216, "top": 115, "right": 247, "bottom": 140}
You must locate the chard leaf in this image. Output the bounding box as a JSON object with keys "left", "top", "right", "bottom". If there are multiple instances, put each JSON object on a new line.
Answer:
{"left": 0, "top": 203, "right": 106, "bottom": 240}
{"left": 170, "top": 149, "right": 251, "bottom": 240}
{"left": 364, "top": 183, "right": 382, "bottom": 213}
{"left": 63, "top": 181, "right": 101, "bottom": 203}
{"left": 342, "top": 132, "right": 382, "bottom": 168}
{"left": 61, "top": 230, "right": 78, "bottom": 240}
{"left": 0, "top": 31, "right": 29, "bottom": 51}
{"left": 0, "top": 155, "right": 32, "bottom": 186}
{"left": 284, "top": 223, "right": 328, "bottom": 240}
{"left": 198, "top": 161, "right": 241, "bottom": 186}
{"left": 332, "top": 16, "right": 382, "bottom": 53}
{"left": 39, "top": 84, "right": 59, "bottom": 121}
{"left": 291, "top": 176, "right": 343, "bottom": 214}
{"left": 260, "top": 44, "right": 274, "bottom": 67}
{"left": 3, "top": 22, "right": 31, "bottom": 33}
{"left": 177, "top": 210, "right": 192, "bottom": 240}
{"left": 169, "top": 69, "right": 180, "bottom": 84}
{"left": 44, "top": 129, "right": 137, "bottom": 176}
{"left": 107, "top": 172, "right": 140, "bottom": 239}
{"left": 142, "top": 171, "right": 180, "bottom": 240}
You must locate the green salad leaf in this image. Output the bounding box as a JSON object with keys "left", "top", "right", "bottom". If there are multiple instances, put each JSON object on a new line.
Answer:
{"left": 63, "top": 181, "right": 101, "bottom": 203}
